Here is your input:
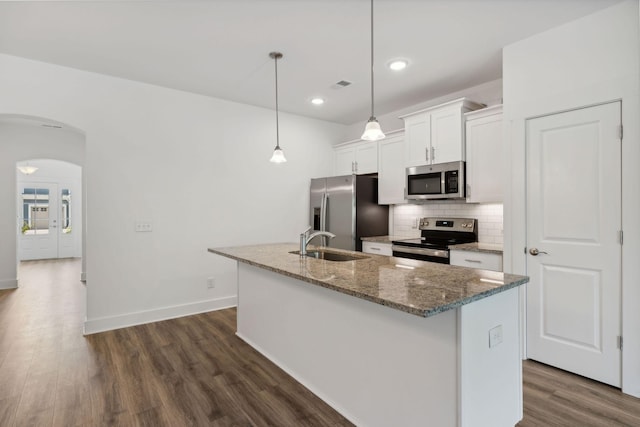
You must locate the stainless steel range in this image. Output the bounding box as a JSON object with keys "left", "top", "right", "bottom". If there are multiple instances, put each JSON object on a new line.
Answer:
{"left": 392, "top": 217, "right": 477, "bottom": 264}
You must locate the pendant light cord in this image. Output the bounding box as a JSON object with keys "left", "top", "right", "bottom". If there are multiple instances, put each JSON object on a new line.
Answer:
{"left": 274, "top": 54, "right": 280, "bottom": 148}
{"left": 370, "top": 0, "right": 374, "bottom": 119}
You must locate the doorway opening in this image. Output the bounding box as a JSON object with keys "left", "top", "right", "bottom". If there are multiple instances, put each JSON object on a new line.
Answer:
{"left": 525, "top": 101, "right": 622, "bottom": 387}
{"left": 16, "top": 159, "right": 82, "bottom": 261}
{"left": 0, "top": 114, "right": 86, "bottom": 290}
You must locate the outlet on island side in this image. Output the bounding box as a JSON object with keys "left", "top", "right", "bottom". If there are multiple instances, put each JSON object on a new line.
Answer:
{"left": 489, "top": 325, "right": 503, "bottom": 348}
{"left": 207, "top": 277, "right": 216, "bottom": 289}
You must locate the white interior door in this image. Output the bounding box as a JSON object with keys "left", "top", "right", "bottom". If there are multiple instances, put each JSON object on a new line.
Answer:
{"left": 19, "top": 183, "right": 59, "bottom": 260}
{"left": 526, "top": 102, "right": 622, "bottom": 387}
{"left": 57, "top": 187, "right": 76, "bottom": 258}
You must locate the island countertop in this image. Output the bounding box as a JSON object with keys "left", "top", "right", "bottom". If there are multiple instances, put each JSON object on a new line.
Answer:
{"left": 208, "top": 243, "right": 528, "bottom": 318}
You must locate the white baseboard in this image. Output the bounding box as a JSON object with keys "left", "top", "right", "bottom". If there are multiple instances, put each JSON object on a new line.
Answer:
{"left": 83, "top": 296, "right": 237, "bottom": 335}
{"left": 0, "top": 278, "right": 18, "bottom": 290}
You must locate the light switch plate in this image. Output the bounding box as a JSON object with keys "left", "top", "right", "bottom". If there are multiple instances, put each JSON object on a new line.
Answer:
{"left": 135, "top": 221, "right": 153, "bottom": 232}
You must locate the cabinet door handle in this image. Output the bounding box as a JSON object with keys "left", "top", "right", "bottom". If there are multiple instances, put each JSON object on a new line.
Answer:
{"left": 425, "top": 147, "right": 429, "bottom": 162}
{"left": 466, "top": 184, "right": 471, "bottom": 197}
{"left": 354, "top": 161, "right": 358, "bottom": 173}
{"left": 370, "top": 247, "right": 381, "bottom": 251}
{"left": 431, "top": 147, "right": 435, "bottom": 161}
{"left": 464, "top": 259, "right": 482, "bottom": 263}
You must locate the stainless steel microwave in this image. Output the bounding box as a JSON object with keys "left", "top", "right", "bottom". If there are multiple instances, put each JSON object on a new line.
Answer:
{"left": 406, "top": 161, "right": 466, "bottom": 200}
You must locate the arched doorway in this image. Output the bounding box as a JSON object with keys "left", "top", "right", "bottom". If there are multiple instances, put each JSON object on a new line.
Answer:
{"left": 0, "top": 115, "right": 86, "bottom": 288}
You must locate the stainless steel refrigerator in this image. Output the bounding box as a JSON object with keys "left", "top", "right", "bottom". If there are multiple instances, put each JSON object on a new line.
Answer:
{"left": 309, "top": 175, "right": 389, "bottom": 252}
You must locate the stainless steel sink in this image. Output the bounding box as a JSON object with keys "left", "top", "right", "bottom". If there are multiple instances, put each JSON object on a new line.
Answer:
{"left": 289, "top": 250, "right": 368, "bottom": 262}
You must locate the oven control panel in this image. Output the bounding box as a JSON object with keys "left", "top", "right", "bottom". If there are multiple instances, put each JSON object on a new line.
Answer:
{"left": 419, "top": 217, "right": 476, "bottom": 233}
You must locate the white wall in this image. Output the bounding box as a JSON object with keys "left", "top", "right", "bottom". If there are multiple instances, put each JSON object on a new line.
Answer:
{"left": 0, "top": 120, "right": 86, "bottom": 289}
{"left": 503, "top": 0, "right": 640, "bottom": 396}
{"left": 0, "top": 53, "right": 345, "bottom": 332}
{"left": 340, "top": 79, "right": 503, "bottom": 142}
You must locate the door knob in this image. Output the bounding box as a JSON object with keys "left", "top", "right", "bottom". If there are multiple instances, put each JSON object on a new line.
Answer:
{"left": 529, "top": 248, "right": 548, "bottom": 256}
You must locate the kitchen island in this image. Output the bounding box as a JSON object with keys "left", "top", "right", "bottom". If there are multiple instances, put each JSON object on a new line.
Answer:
{"left": 209, "top": 243, "right": 529, "bottom": 427}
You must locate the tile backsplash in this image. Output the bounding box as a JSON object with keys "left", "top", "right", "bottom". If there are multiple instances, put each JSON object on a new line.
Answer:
{"left": 392, "top": 202, "right": 503, "bottom": 245}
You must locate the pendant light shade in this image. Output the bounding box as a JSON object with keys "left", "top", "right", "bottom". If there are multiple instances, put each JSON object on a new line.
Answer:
{"left": 269, "top": 51, "right": 287, "bottom": 163}
{"left": 362, "top": 117, "right": 385, "bottom": 141}
{"left": 269, "top": 146, "right": 286, "bottom": 163}
{"left": 17, "top": 165, "right": 38, "bottom": 175}
{"left": 361, "top": 0, "right": 385, "bottom": 141}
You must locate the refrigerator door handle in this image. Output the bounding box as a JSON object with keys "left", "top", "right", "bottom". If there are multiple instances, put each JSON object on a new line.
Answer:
{"left": 320, "top": 193, "right": 328, "bottom": 246}
{"left": 320, "top": 193, "right": 326, "bottom": 231}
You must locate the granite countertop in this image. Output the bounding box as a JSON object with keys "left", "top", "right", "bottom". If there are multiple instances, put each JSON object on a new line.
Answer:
{"left": 360, "top": 235, "right": 404, "bottom": 244}
{"left": 362, "top": 237, "right": 504, "bottom": 255}
{"left": 449, "top": 242, "right": 504, "bottom": 255}
{"left": 208, "top": 243, "right": 528, "bottom": 318}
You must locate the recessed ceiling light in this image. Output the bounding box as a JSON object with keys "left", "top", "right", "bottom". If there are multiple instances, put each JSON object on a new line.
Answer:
{"left": 388, "top": 59, "right": 409, "bottom": 71}
{"left": 310, "top": 97, "right": 325, "bottom": 105}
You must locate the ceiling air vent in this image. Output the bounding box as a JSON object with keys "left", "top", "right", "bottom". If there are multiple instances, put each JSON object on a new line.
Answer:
{"left": 331, "top": 80, "right": 352, "bottom": 89}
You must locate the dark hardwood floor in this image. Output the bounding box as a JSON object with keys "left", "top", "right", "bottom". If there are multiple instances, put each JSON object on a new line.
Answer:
{"left": 1, "top": 259, "right": 639, "bottom": 426}
{"left": 518, "top": 360, "right": 640, "bottom": 427}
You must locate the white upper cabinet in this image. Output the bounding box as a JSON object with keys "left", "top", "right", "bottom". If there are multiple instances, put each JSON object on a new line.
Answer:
{"left": 334, "top": 140, "right": 378, "bottom": 175}
{"left": 401, "top": 98, "right": 483, "bottom": 167}
{"left": 431, "top": 105, "right": 465, "bottom": 164}
{"left": 403, "top": 112, "right": 431, "bottom": 167}
{"left": 465, "top": 105, "right": 503, "bottom": 203}
{"left": 334, "top": 146, "right": 356, "bottom": 175}
{"left": 378, "top": 133, "right": 406, "bottom": 205}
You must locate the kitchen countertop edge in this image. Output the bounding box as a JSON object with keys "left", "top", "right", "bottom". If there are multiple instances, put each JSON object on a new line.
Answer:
{"left": 449, "top": 242, "right": 504, "bottom": 255}
{"left": 208, "top": 244, "right": 527, "bottom": 319}
{"left": 361, "top": 235, "right": 404, "bottom": 244}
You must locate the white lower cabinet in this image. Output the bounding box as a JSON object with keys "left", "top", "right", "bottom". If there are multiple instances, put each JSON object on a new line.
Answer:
{"left": 450, "top": 250, "right": 503, "bottom": 272}
{"left": 362, "top": 241, "right": 393, "bottom": 256}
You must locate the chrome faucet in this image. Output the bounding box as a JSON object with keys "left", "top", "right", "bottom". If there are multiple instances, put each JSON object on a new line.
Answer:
{"left": 299, "top": 226, "right": 336, "bottom": 256}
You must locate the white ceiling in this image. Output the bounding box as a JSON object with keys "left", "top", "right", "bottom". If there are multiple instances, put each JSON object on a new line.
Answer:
{"left": 0, "top": 0, "right": 625, "bottom": 125}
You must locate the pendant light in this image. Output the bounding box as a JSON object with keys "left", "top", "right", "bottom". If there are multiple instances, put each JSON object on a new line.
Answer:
{"left": 361, "top": 0, "right": 385, "bottom": 141}
{"left": 17, "top": 164, "right": 38, "bottom": 175}
{"left": 269, "top": 51, "right": 287, "bottom": 163}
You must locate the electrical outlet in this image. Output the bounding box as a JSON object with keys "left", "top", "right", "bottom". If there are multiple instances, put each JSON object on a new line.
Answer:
{"left": 489, "top": 325, "right": 503, "bottom": 348}
{"left": 207, "top": 277, "right": 215, "bottom": 289}
{"left": 135, "top": 221, "right": 153, "bottom": 232}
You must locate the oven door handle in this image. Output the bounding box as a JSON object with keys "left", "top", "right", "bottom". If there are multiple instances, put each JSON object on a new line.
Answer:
{"left": 392, "top": 245, "right": 449, "bottom": 259}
